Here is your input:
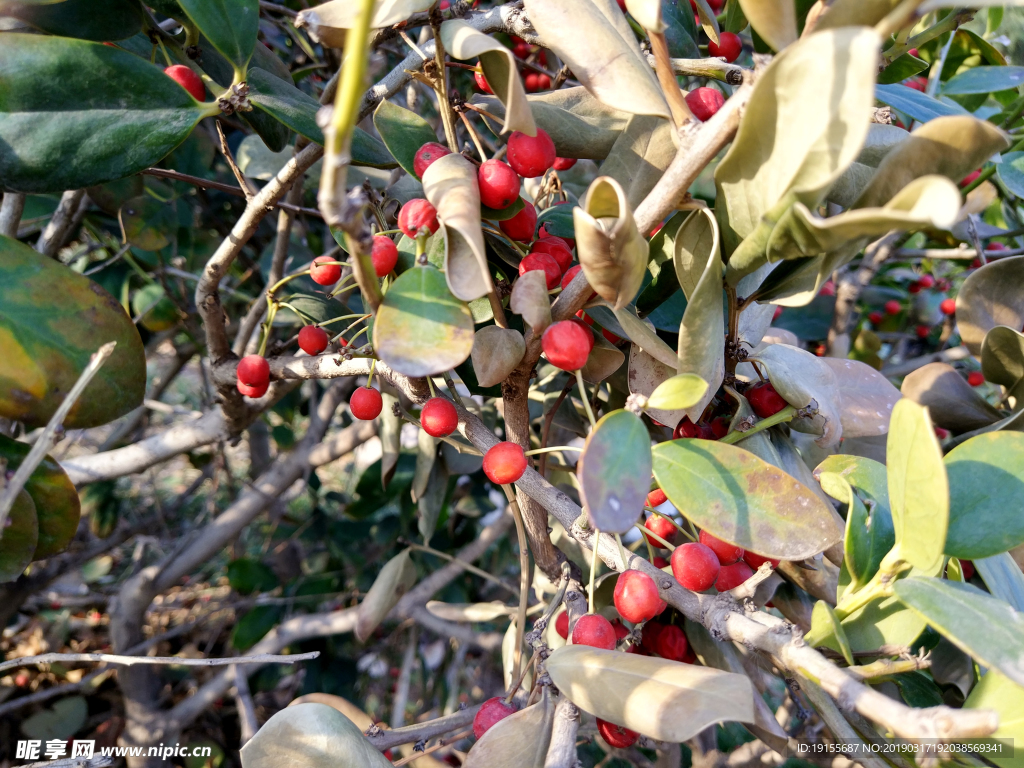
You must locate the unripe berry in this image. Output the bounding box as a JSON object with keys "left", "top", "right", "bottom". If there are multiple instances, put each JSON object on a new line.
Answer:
{"left": 655, "top": 624, "right": 689, "bottom": 661}
{"left": 555, "top": 610, "right": 569, "bottom": 639}
{"left": 474, "top": 70, "right": 493, "bottom": 93}
{"left": 672, "top": 543, "right": 721, "bottom": 592}
{"left": 968, "top": 371, "right": 985, "bottom": 387}
{"left": 940, "top": 298, "right": 956, "bottom": 316}
{"left": 542, "top": 320, "right": 593, "bottom": 371}
{"left": 237, "top": 354, "right": 270, "bottom": 387}
{"left": 164, "top": 64, "right": 206, "bottom": 101}
{"left": 531, "top": 239, "right": 573, "bottom": 272}
{"left": 884, "top": 299, "right": 902, "bottom": 315}
{"left": 597, "top": 719, "right": 638, "bottom": 749}
{"left": 743, "top": 551, "right": 780, "bottom": 570}
{"left": 747, "top": 382, "right": 787, "bottom": 418}
{"left": 553, "top": 157, "right": 577, "bottom": 171}
{"left": 398, "top": 199, "right": 440, "bottom": 238}
{"left": 685, "top": 87, "right": 725, "bottom": 122}
{"left": 499, "top": 199, "right": 537, "bottom": 241}
{"left": 571, "top": 613, "right": 616, "bottom": 649}
{"left": 647, "top": 488, "right": 668, "bottom": 507}
{"left": 643, "top": 514, "right": 677, "bottom": 548}
{"left": 507, "top": 129, "right": 557, "bottom": 178}
{"left": 519, "top": 251, "right": 562, "bottom": 290}
{"left": 473, "top": 697, "right": 517, "bottom": 738}
{"left": 698, "top": 530, "right": 744, "bottom": 565}
{"left": 613, "top": 570, "right": 665, "bottom": 624}
{"left": 483, "top": 441, "right": 528, "bottom": 484}
{"left": 309, "top": 255, "right": 341, "bottom": 286}
{"left": 413, "top": 142, "right": 451, "bottom": 178}
{"left": 716, "top": 561, "right": 754, "bottom": 591}
{"left": 708, "top": 31, "right": 742, "bottom": 62}
{"left": 478, "top": 159, "right": 520, "bottom": 210}
{"left": 421, "top": 397, "right": 458, "bottom": 437}
{"left": 298, "top": 325, "right": 329, "bottom": 356}
{"left": 350, "top": 386, "right": 383, "bottom": 420}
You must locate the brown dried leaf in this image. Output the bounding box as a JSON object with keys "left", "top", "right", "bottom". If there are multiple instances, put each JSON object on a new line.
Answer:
{"left": 510, "top": 269, "right": 552, "bottom": 332}
{"left": 471, "top": 326, "right": 526, "bottom": 388}
{"left": 355, "top": 549, "right": 417, "bottom": 642}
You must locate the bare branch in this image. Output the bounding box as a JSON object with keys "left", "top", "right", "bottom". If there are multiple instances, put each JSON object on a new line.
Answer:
{"left": 0, "top": 652, "right": 319, "bottom": 675}
{"left": 0, "top": 192, "right": 26, "bottom": 238}
{"left": 35, "top": 189, "right": 87, "bottom": 257}
{"left": 142, "top": 168, "right": 322, "bottom": 218}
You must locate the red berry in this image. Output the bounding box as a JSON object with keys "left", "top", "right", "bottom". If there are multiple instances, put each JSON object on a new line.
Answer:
{"left": 371, "top": 235, "right": 399, "bottom": 277}
{"left": 615, "top": 0, "right": 627, "bottom": 9}
{"left": 709, "top": 415, "right": 730, "bottom": 439}
{"left": 309, "top": 255, "right": 341, "bottom": 286}
{"left": 597, "top": 719, "right": 638, "bottom": 749}
{"left": 655, "top": 624, "right": 689, "bottom": 661}
{"left": 989, "top": 242, "right": 1007, "bottom": 251}
{"left": 747, "top": 382, "right": 787, "bottom": 418}
{"left": 507, "top": 129, "right": 557, "bottom": 178}
{"left": 483, "top": 441, "right": 528, "bottom": 484}
{"left": 524, "top": 72, "right": 540, "bottom": 92}
{"left": 499, "top": 199, "right": 537, "bottom": 241}
{"left": 685, "top": 87, "right": 725, "bottom": 122}
{"left": 643, "top": 514, "right": 677, "bottom": 548}
{"left": 968, "top": 371, "right": 985, "bottom": 387}
{"left": 614, "top": 570, "right": 665, "bottom": 624}
{"left": 298, "top": 325, "right": 329, "bottom": 356}
{"left": 519, "top": 251, "right": 561, "bottom": 290}
{"left": 474, "top": 70, "right": 492, "bottom": 93}
{"left": 868, "top": 311, "right": 884, "bottom": 324}
{"left": 421, "top": 397, "right": 458, "bottom": 437}
{"left": 164, "top": 64, "right": 206, "bottom": 101}
{"left": 940, "top": 298, "right": 956, "bottom": 316}
{"left": 513, "top": 41, "right": 531, "bottom": 59}
{"left": 531, "top": 239, "right": 573, "bottom": 272}
{"left": 743, "top": 551, "right": 780, "bottom": 570}
{"left": 535, "top": 73, "right": 551, "bottom": 90}
{"left": 350, "top": 386, "right": 383, "bottom": 420}
{"left": 884, "top": 299, "right": 902, "bottom": 315}
{"left": 478, "top": 159, "right": 520, "bottom": 210}
{"left": 773, "top": 305, "right": 784, "bottom": 320}
{"left": 553, "top": 157, "right": 577, "bottom": 171}
{"left": 473, "top": 697, "right": 517, "bottom": 738}
{"left": 961, "top": 560, "right": 975, "bottom": 579}
{"left": 571, "top": 613, "right": 616, "bottom": 649}
{"left": 934, "top": 426, "right": 950, "bottom": 440}
{"left": 611, "top": 618, "right": 632, "bottom": 645}
{"left": 906, "top": 76, "right": 928, "bottom": 92}
{"left": 716, "top": 561, "right": 755, "bottom": 591}
{"left": 909, "top": 281, "right": 922, "bottom": 294}
{"left": 819, "top": 280, "right": 836, "bottom": 297}
{"left": 908, "top": 48, "right": 920, "bottom": 57}
{"left": 647, "top": 488, "right": 668, "bottom": 507}
{"left": 414, "top": 142, "right": 451, "bottom": 178}
{"left": 555, "top": 610, "right": 569, "bottom": 639}
{"left": 540, "top": 223, "right": 575, "bottom": 249}
{"left": 237, "top": 379, "right": 269, "bottom": 398}
{"left": 398, "top": 199, "right": 440, "bottom": 238}
{"left": 639, "top": 620, "right": 663, "bottom": 654}
{"left": 917, "top": 274, "right": 935, "bottom": 289}
{"left": 671, "top": 543, "right": 721, "bottom": 591}
{"left": 915, "top": 324, "right": 931, "bottom": 339}
{"left": 708, "top": 31, "right": 742, "bottom": 62}
{"left": 560, "top": 264, "right": 595, "bottom": 298}
{"left": 237, "top": 354, "right": 270, "bottom": 387}
{"left": 542, "top": 320, "right": 593, "bottom": 370}
{"left": 960, "top": 169, "right": 982, "bottom": 188}
{"left": 673, "top": 417, "right": 701, "bottom": 439}
{"left": 698, "top": 530, "right": 744, "bottom": 565}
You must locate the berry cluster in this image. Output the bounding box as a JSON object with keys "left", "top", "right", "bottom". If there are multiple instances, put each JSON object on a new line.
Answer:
{"left": 474, "top": 37, "right": 553, "bottom": 94}
{"left": 670, "top": 380, "right": 788, "bottom": 440}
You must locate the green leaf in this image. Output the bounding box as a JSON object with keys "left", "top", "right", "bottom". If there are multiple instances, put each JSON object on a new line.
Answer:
{"left": 893, "top": 670, "right": 944, "bottom": 709}
{"left": 20, "top": 696, "right": 87, "bottom": 741}
{"left": 598, "top": 114, "right": 676, "bottom": 210}
{"left": 0, "top": 35, "right": 215, "bottom": 193}
{"left": 886, "top": 399, "right": 947, "bottom": 575}
{"left": 964, "top": 671, "right": 1024, "bottom": 768}
{"left": 371, "top": 99, "right": 440, "bottom": 177}
{"left": 975, "top": 552, "right": 1024, "bottom": 612}
{"left": 662, "top": 0, "right": 701, "bottom": 58}
{"left": 806, "top": 600, "right": 854, "bottom": 665}
{"left": 178, "top": 0, "right": 258, "bottom": 72}
{"left": 119, "top": 195, "right": 176, "bottom": 251}
{"left": 133, "top": 283, "right": 179, "bottom": 334}
{"left": 373, "top": 266, "right": 474, "bottom": 377}
{"left": 481, "top": 195, "right": 525, "bottom": 222}
{"left": 982, "top": 325, "right": 1024, "bottom": 401}
{"left": 227, "top": 558, "right": 278, "bottom": 595}
{"left": 877, "top": 53, "right": 929, "bottom": 85}
{"left": 676, "top": 225, "right": 723, "bottom": 422}
{"left": 579, "top": 409, "right": 652, "bottom": 534}
{"left": 647, "top": 374, "right": 709, "bottom": 411}
{"left": 996, "top": 151, "right": 1024, "bottom": 198}
{"left": 874, "top": 83, "right": 970, "bottom": 123}
{"left": 0, "top": 490, "right": 38, "bottom": 582}
{"left": 635, "top": 210, "right": 686, "bottom": 315}
{"left": 944, "top": 65, "right": 1024, "bottom": 95}
{"left": 956, "top": 256, "right": 1024, "bottom": 357}
{"left": 738, "top": 0, "right": 796, "bottom": 52}
{"left": 280, "top": 293, "right": 350, "bottom": 325}
{"left": 0, "top": 434, "right": 80, "bottom": 559}
{"left": 652, "top": 440, "right": 841, "bottom": 560}
{"left": 1, "top": 0, "right": 144, "bottom": 41}
{"left": 945, "top": 432, "right": 1024, "bottom": 560}
{"left": 894, "top": 576, "right": 1024, "bottom": 688}
{"left": 839, "top": 593, "right": 927, "bottom": 654}
{"left": 819, "top": 471, "right": 893, "bottom": 596}
{"left": 0, "top": 235, "right": 146, "bottom": 429}
{"left": 536, "top": 204, "right": 574, "bottom": 239}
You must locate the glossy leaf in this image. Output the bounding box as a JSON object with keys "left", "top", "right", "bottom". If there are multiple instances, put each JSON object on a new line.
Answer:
{"left": 545, "top": 645, "right": 754, "bottom": 742}
{"left": 509, "top": 270, "right": 552, "bottom": 332}
{"left": 900, "top": 362, "right": 1001, "bottom": 433}
{"left": 240, "top": 703, "right": 393, "bottom": 768}
{"left": 647, "top": 374, "right": 709, "bottom": 411}
{"left": 355, "top": 549, "right": 417, "bottom": 642}
{"left": 0, "top": 490, "right": 37, "bottom": 583}
{"left": 944, "top": 65, "right": 1024, "bottom": 95}
{"left": 894, "top": 576, "right": 1024, "bottom": 688}
{"left": 2, "top": 0, "right": 144, "bottom": 41}
{"left": 738, "top": 0, "right": 796, "bottom": 52}
{"left": 963, "top": 671, "right": 1024, "bottom": 768}
{"left": 597, "top": 114, "right": 676, "bottom": 210}
{"left": 374, "top": 99, "right": 439, "bottom": 178}
{"left": 676, "top": 229, "right": 723, "bottom": 422}
{"left": 462, "top": 696, "right": 554, "bottom": 768}
{"left": 0, "top": 235, "right": 146, "bottom": 428}
{"left": 471, "top": 326, "right": 525, "bottom": 388}
{"left": 957, "top": 256, "right": 1024, "bottom": 357}
{"left": 818, "top": 357, "right": 901, "bottom": 439}
{"left": 839, "top": 593, "right": 928, "bottom": 654}
{"left": 0, "top": 434, "right": 80, "bottom": 559}
{"left": 652, "top": 440, "right": 841, "bottom": 559}
{"left": 819, "top": 471, "right": 893, "bottom": 596}
{"left": 579, "top": 409, "right": 652, "bottom": 534}
{"left": 481, "top": 195, "right": 525, "bottom": 222}
{"left": 806, "top": 600, "right": 854, "bottom": 665}
{"left": 691, "top": 0, "right": 720, "bottom": 43}
{"left": 886, "top": 399, "right": 947, "bottom": 575}
{"left": 0, "top": 35, "right": 215, "bottom": 193}
{"left": 874, "top": 83, "right": 970, "bottom": 123}
{"left": 283, "top": 293, "right": 350, "bottom": 325}
{"left": 177, "top": 0, "right": 258, "bottom": 71}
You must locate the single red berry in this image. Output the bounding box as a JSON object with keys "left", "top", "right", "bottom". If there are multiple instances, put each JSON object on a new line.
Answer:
{"left": 655, "top": 624, "right": 689, "bottom": 662}
{"left": 647, "top": 488, "right": 667, "bottom": 507}
{"left": 909, "top": 281, "right": 922, "bottom": 294}
{"left": 597, "top": 719, "right": 638, "bottom": 749}
{"left": 615, "top": 0, "right": 627, "bottom": 9}
{"left": 699, "top": 530, "right": 744, "bottom": 565}
{"left": 884, "top": 299, "right": 902, "bottom": 315}
{"left": 483, "top": 441, "right": 528, "bottom": 484}
{"left": 524, "top": 72, "right": 540, "bottom": 92}
{"left": 614, "top": 570, "right": 665, "bottom": 624}
{"left": 672, "top": 542, "right": 721, "bottom": 592}
{"left": 708, "top": 31, "right": 742, "bottom": 62}
{"left": 673, "top": 417, "right": 701, "bottom": 439}
{"left": 971, "top": 258, "right": 982, "bottom": 269}
{"left": 478, "top": 159, "right": 520, "bottom": 210}
{"left": 513, "top": 41, "right": 531, "bottom": 59}
{"left": 716, "top": 561, "right": 755, "bottom": 591}
{"left": 398, "top": 199, "right": 440, "bottom": 238}
{"left": 413, "top": 142, "right": 451, "bottom": 178}
{"left": 819, "top": 280, "right": 836, "bottom": 297}
{"left": 309, "top": 255, "right": 341, "bottom": 286}
{"left": 743, "top": 551, "right": 780, "bottom": 570}
{"left": 540, "top": 223, "right": 575, "bottom": 249}
{"left": 535, "top": 73, "right": 551, "bottom": 90}
{"left": 537, "top": 233, "right": 571, "bottom": 251}
{"left": 553, "top": 157, "right": 577, "bottom": 171}
{"left": 908, "top": 47, "right": 920, "bottom": 57}
{"left": 474, "top": 69, "right": 493, "bottom": 93}
{"left": 568, "top": 316, "right": 596, "bottom": 349}
{"left": 237, "top": 380, "right": 269, "bottom": 398}
{"left": 555, "top": 610, "right": 569, "bottom": 639}
{"left": 906, "top": 76, "right": 928, "bottom": 92}
{"left": 371, "top": 235, "right": 399, "bottom": 277}
{"left": 237, "top": 354, "right": 270, "bottom": 387}
{"left": 350, "top": 386, "right": 383, "bottom": 420}
{"left": 940, "top": 298, "right": 956, "bottom": 316}
{"left": 709, "top": 415, "right": 730, "bottom": 439}
{"left": 560, "top": 264, "right": 596, "bottom": 298}
{"left": 915, "top": 324, "right": 931, "bottom": 339}
{"left": 519, "top": 251, "right": 561, "bottom": 290}
{"left": 531, "top": 239, "right": 573, "bottom": 272}
{"left": 473, "top": 697, "right": 517, "bottom": 738}
{"left": 164, "top": 64, "right": 206, "bottom": 101}
{"left": 868, "top": 311, "right": 884, "bottom": 324}
{"left": 643, "top": 514, "right": 677, "bottom": 548}
{"left": 747, "top": 382, "right": 787, "bottom": 418}
{"left": 773, "top": 305, "right": 784, "bottom": 321}
{"left": 602, "top": 328, "right": 623, "bottom": 345}
{"left": 652, "top": 556, "right": 669, "bottom": 568}
{"left": 298, "top": 325, "right": 329, "bottom": 356}
{"left": 989, "top": 242, "right": 1007, "bottom": 251}
{"left": 542, "top": 320, "right": 593, "bottom": 370}
{"left": 507, "top": 129, "right": 557, "bottom": 178}
{"left": 421, "top": 397, "right": 458, "bottom": 437}
{"left": 685, "top": 87, "right": 725, "bottom": 122}
{"left": 499, "top": 199, "right": 537, "bottom": 241}
{"left": 917, "top": 274, "right": 935, "bottom": 289}
{"left": 934, "top": 426, "right": 950, "bottom": 440}
{"left": 572, "top": 613, "right": 616, "bottom": 649}
{"left": 968, "top": 371, "right": 985, "bottom": 387}
{"left": 960, "top": 169, "right": 982, "bottom": 188}
{"left": 961, "top": 560, "right": 975, "bottom": 579}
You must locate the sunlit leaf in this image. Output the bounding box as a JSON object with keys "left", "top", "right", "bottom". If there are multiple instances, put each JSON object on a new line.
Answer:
{"left": 944, "top": 65, "right": 1024, "bottom": 95}
{"left": 813, "top": 0, "right": 900, "bottom": 30}
{"left": 426, "top": 601, "right": 515, "bottom": 622}
{"left": 177, "top": 0, "right": 258, "bottom": 71}
{"left": 510, "top": 270, "right": 552, "bottom": 332}
{"left": 647, "top": 374, "right": 709, "bottom": 411}
{"left": 579, "top": 409, "right": 652, "bottom": 534}
{"left": 462, "top": 695, "right": 553, "bottom": 768}
{"left": 355, "top": 548, "right": 417, "bottom": 642}
{"left": 738, "top": 0, "right": 796, "bottom": 52}
{"left": 296, "top": 0, "right": 433, "bottom": 32}
{"left": 818, "top": 470, "right": 893, "bottom": 596}
{"left": 672, "top": 208, "right": 719, "bottom": 302}
{"left": 597, "top": 114, "right": 676, "bottom": 210}
{"left": 818, "top": 357, "right": 901, "bottom": 439}
{"left": 627, "top": 346, "right": 688, "bottom": 427}
{"left": 806, "top": 600, "right": 854, "bottom": 665}
{"left": 676, "top": 229, "right": 723, "bottom": 423}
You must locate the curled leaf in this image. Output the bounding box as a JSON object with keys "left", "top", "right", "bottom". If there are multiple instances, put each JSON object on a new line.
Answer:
{"left": 900, "top": 362, "right": 1001, "bottom": 432}
{"left": 510, "top": 270, "right": 552, "bottom": 332}
{"left": 625, "top": 0, "right": 664, "bottom": 31}
{"left": 579, "top": 409, "right": 652, "bottom": 534}
{"left": 471, "top": 326, "right": 526, "bottom": 388}
{"left": 355, "top": 549, "right": 417, "bottom": 642}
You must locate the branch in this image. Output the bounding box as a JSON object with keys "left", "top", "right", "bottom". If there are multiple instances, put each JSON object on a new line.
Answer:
{"left": 35, "top": 189, "right": 87, "bottom": 257}
{"left": 826, "top": 232, "right": 901, "bottom": 358}
{"left": 544, "top": 695, "right": 581, "bottom": 768}
{"left": 367, "top": 707, "right": 478, "bottom": 751}
{"left": 142, "top": 168, "right": 322, "bottom": 218}
{"left": 0, "top": 192, "right": 26, "bottom": 237}
{"left": 0, "top": 652, "right": 318, "bottom": 675}
{"left": 644, "top": 52, "right": 747, "bottom": 85}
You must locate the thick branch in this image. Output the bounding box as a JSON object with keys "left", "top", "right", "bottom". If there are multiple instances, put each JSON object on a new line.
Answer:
{"left": 0, "top": 192, "right": 26, "bottom": 238}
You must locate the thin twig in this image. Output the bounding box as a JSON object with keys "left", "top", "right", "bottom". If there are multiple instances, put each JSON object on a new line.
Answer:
{"left": 0, "top": 651, "right": 319, "bottom": 675}
{"left": 142, "top": 168, "right": 323, "bottom": 217}
{"left": 391, "top": 729, "right": 473, "bottom": 767}
{"left": 216, "top": 120, "right": 257, "bottom": 199}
